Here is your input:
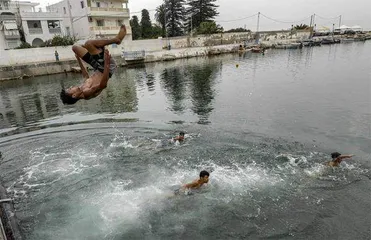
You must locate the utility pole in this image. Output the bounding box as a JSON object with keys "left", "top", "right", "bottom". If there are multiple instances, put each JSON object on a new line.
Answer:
{"left": 164, "top": 11, "right": 169, "bottom": 49}
{"left": 190, "top": 16, "right": 193, "bottom": 37}
{"left": 256, "top": 12, "right": 260, "bottom": 33}
{"left": 67, "top": 0, "right": 74, "bottom": 37}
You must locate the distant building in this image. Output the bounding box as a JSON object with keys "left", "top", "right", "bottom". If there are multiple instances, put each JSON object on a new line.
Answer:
{"left": 0, "top": 0, "right": 21, "bottom": 49}
{"left": 47, "top": 0, "right": 132, "bottom": 41}
{"left": 20, "top": 3, "right": 65, "bottom": 47}
{"left": 0, "top": 0, "right": 65, "bottom": 49}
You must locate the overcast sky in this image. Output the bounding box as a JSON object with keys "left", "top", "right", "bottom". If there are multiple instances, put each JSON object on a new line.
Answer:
{"left": 37, "top": 0, "right": 370, "bottom": 30}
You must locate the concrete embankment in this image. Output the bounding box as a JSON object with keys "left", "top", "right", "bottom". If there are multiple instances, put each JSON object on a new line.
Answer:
{"left": 0, "top": 44, "right": 239, "bottom": 81}
{"left": 0, "top": 183, "right": 22, "bottom": 240}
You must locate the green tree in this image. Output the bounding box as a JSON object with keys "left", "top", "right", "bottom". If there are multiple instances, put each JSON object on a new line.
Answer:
{"left": 186, "top": 0, "right": 219, "bottom": 31}
{"left": 225, "top": 28, "right": 251, "bottom": 33}
{"left": 130, "top": 15, "right": 141, "bottom": 40}
{"left": 155, "top": 3, "right": 166, "bottom": 37}
{"left": 197, "top": 21, "right": 223, "bottom": 35}
{"left": 140, "top": 9, "right": 153, "bottom": 39}
{"left": 152, "top": 24, "right": 164, "bottom": 38}
{"left": 165, "top": 0, "right": 186, "bottom": 37}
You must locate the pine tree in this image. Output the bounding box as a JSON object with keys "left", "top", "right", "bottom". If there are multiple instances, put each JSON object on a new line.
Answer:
{"left": 186, "top": 0, "right": 219, "bottom": 31}
{"left": 129, "top": 15, "right": 141, "bottom": 40}
{"left": 165, "top": 0, "right": 186, "bottom": 37}
{"left": 140, "top": 9, "right": 153, "bottom": 39}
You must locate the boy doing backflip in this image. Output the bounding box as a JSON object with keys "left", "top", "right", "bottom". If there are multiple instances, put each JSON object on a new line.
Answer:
{"left": 60, "top": 25, "right": 127, "bottom": 104}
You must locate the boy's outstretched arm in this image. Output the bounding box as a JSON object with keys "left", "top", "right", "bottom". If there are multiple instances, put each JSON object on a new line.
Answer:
{"left": 75, "top": 54, "right": 89, "bottom": 79}
{"left": 339, "top": 154, "right": 354, "bottom": 160}
{"left": 99, "top": 49, "right": 111, "bottom": 89}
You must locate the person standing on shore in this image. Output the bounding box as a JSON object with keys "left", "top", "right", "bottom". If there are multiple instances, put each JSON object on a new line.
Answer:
{"left": 60, "top": 25, "right": 127, "bottom": 105}
{"left": 55, "top": 50, "right": 59, "bottom": 61}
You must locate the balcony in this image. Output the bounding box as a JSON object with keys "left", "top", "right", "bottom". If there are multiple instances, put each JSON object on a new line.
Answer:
{"left": 90, "top": 25, "right": 131, "bottom": 35}
{"left": 49, "top": 28, "right": 61, "bottom": 34}
{"left": 0, "top": 14, "right": 16, "bottom": 21}
{"left": 29, "top": 28, "right": 43, "bottom": 35}
{"left": 89, "top": 7, "right": 129, "bottom": 18}
{"left": 4, "top": 32, "right": 20, "bottom": 40}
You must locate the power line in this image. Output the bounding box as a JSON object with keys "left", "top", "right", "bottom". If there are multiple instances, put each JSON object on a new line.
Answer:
{"left": 260, "top": 13, "right": 312, "bottom": 24}
{"left": 217, "top": 13, "right": 258, "bottom": 23}
{"left": 315, "top": 14, "right": 340, "bottom": 20}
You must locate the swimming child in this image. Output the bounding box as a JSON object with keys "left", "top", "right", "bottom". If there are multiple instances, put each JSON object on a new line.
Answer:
{"left": 326, "top": 152, "right": 354, "bottom": 167}
{"left": 173, "top": 170, "right": 210, "bottom": 195}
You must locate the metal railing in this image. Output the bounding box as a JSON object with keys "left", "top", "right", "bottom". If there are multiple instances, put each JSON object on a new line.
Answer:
{"left": 49, "top": 28, "right": 61, "bottom": 34}
{"left": 4, "top": 33, "right": 20, "bottom": 40}
{"left": 90, "top": 7, "right": 129, "bottom": 12}
{"left": 0, "top": 15, "right": 16, "bottom": 21}
{"left": 28, "top": 28, "right": 43, "bottom": 35}
{"left": 89, "top": 26, "right": 120, "bottom": 31}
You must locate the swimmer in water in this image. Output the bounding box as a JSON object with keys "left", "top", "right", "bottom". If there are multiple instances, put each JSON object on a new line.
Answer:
{"left": 173, "top": 132, "right": 185, "bottom": 142}
{"left": 60, "top": 25, "right": 127, "bottom": 105}
{"left": 174, "top": 170, "right": 210, "bottom": 195}
{"left": 326, "top": 152, "right": 354, "bottom": 167}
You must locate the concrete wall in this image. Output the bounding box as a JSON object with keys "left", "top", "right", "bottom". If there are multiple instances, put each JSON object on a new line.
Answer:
{"left": 0, "top": 44, "right": 237, "bottom": 80}
{"left": 0, "top": 30, "right": 311, "bottom": 66}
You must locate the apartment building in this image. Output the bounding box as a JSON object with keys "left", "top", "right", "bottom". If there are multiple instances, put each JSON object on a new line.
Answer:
{"left": 0, "top": 0, "right": 20, "bottom": 49}
{"left": 0, "top": 0, "right": 65, "bottom": 49}
{"left": 20, "top": 10, "right": 65, "bottom": 47}
{"left": 47, "top": 0, "right": 132, "bottom": 40}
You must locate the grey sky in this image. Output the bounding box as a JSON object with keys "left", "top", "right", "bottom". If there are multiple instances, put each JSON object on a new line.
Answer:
{"left": 38, "top": 0, "right": 370, "bottom": 30}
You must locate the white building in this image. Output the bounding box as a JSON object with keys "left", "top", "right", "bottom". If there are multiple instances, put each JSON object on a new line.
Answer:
{"left": 0, "top": 0, "right": 21, "bottom": 49}
{"left": 21, "top": 10, "right": 65, "bottom": 47}
{"left": 0, "top": 0, "right": 66, "bottom": 49}
{"left": 47, "top": 0, "right": 132, "bottom": 41}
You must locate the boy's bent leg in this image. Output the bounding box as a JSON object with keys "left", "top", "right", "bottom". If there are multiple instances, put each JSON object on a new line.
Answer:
{"left": 72, "top": 45, "right": 89, "bottom": 58}
{"left": 83, "top": 25, "right": 127, "bottom": 54}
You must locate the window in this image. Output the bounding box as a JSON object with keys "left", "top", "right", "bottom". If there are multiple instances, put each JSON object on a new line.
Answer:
{"left": 47, "top": 20, "right": 60, "bottom": 29}
{"left": 80, "top": 1, "right": 84, "bottom": 8}
{"left": 63, "top": 7, "right": 66, "bottom": 14}
{"left": 96, "top": 2, "right": 100, "bottom": 7}
{"left": 96, "top": 19, "right": 104, "bottom": 27}
{"left": 4, "top": 1, "right": 9, "bottom": 10}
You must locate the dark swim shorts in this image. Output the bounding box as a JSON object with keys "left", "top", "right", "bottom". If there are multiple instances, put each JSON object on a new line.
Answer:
{"left": 81, "top": 48, "right": 116, "bottom": 78}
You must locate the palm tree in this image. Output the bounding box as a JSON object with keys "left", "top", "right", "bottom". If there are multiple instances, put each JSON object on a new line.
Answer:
{"left": 155, "top": 3, "right": 166, "bottom": 37}
{"left": 294, "top": 24, "right": 309, "bottom": 30}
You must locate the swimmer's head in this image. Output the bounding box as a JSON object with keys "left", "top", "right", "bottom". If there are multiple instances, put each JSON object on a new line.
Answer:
{"left": 60, "top": 89, "right": 80, "bottom": 105}
{"left": 199, "top": 170, "right": 210, "bottom": 183}
{"left": 179, "top": 132, "right": 185, "bottom": 136}
{"left": 331, "top": 152, "right": 341, "bottom": 159}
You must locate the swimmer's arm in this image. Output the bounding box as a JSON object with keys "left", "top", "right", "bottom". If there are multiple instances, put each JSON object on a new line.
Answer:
{"left": 338, "top": 155, "right": 354, "bottom": 160}
{"left": 75, "top": 54, "right": 89, "bottom": 79}
{"left": 182, "top": 181, "right": 199, "bottom": 190}
{"left": 99, "top": 49, "right": 111, "bottom": 89}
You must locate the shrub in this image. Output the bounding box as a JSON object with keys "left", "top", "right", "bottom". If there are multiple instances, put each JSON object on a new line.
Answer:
{"left": 15, "top": 42, "right": 33, "bottom": 49}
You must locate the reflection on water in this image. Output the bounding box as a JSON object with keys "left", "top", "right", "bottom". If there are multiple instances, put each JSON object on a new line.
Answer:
{"left": 161, "top": 67, "right": 187, "bottom": 113}
{"left": 0, "top": 58, "right": 222, "bottom": 129}
{"left": 189, "top": 62, "right": 220, "bottom": 124}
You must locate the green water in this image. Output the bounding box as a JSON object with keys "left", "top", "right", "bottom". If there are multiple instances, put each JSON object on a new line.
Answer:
{"left": 0, "top": 42, "right": 370, "bottom": 239}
